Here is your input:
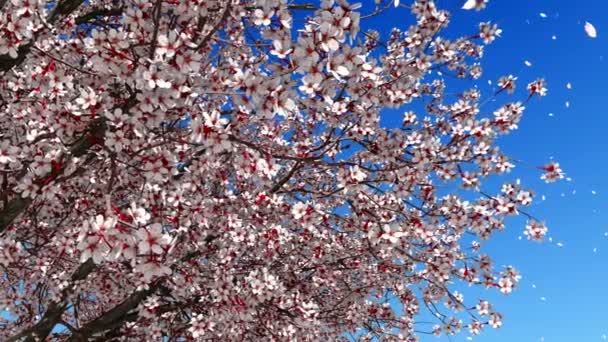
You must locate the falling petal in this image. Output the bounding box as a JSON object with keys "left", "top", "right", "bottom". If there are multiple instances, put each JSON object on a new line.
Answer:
{"left": 462, "top": 0, "right": 477, "bottom": 10}
{"left": 524, "top": 60, "right": 532, "bottom": 67}
{"left": 539, "top": 13, "right": 547, "bottom": 18}
{"left": 585, "top": 21, "right": 598, "bottom": 38}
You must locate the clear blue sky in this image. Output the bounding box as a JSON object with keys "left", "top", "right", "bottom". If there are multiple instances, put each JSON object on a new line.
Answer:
{"left": 363, "top": 0, "right": 608, "bottom": 341}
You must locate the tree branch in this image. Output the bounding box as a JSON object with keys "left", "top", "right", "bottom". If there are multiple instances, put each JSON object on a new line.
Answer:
{"left": 269, "top": 162, "right": 302, "bottom": 194}
{"left": 47, "top": 0, "right": 85, "bottom": 24}
{"left": 63, "top": 246, "right": 209, "bottom": 340}
{"left": 74, "top": 7, "right": 123, "bottom": 25}
{"left": 0, "top": 0, "right": 85, "bottom": 72}
{"left": 195, "top": 2, "right": 232, "bottom": 50}
{"left": 7, "top": 259, "right": 96, "bottom": 342}
{"left": 66, "top": 285, "right": 158, "bottom": 341}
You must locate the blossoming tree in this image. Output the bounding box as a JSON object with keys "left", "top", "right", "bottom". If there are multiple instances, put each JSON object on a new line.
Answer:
{"left": 0, "top": 0, "right": 563, "bottom": 340}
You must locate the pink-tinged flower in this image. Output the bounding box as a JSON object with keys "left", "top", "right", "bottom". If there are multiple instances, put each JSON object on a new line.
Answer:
{"left": 539, "top": 161, "right": 564, "bottom": 183}
{"left": 489, "top": 312, "right": 503, "bottom": 328}
{"left": 527, "top": 78, "right": 548, "bottom": 97}
{"left": 105, "top": 130, "right": 126, "bottom": 153}
{"left": 293, "top": 37, "right": 320, "bottom": 71}
{"left": 189, "top": 313, "right": 214, "bottom": 339}
{"left": 291, "top": 202, "right": 309, "bottom": 220}
{"left": 0, "top": 141, "right": 18, "bottom": 164}
{"left": 136, "top": 259, "right": 171, "bottom": 281}
{"left": 269, "top": 39, "right": 292, "bottom": 59}
{"left": 113, "top": 238, "right": 137, "bottom": 261}
{"left": 479, "top": 22, "right": 502, "bottom": 44}
{"left": 380, "top": 224, "right": 405, "bottom": 244}
{"left": 498, "top": 277, "right": 514, "bottom": 294}
{"left": 0, "top": 36, "right": 19, "bottom": 59}
{"left": 106, "top": 29, "right": 130, "bottom": 49}
{"left": 75, "top": 87, "right": 98, "bottom": 110}
{"left": 128, "top": 204, "right": 150, "bottom": 225}
{"left": 124, "top": 7, "right": 144, "bottom": 28}
{"left": 142, "top": 65, "right": 171, "bottom": 89}
{"left": 252, "top": 9, "right": 274, "bottom": 26}
{"left": 176, "top": 51, "right": 201, "bottom": 73}
{"left": 524, "top": 220, "right": 548, "bottom": 241}
{"left": 76, "top": 215, "right": 117, "bottom": 264}
{"left": 92, "top": 215, "right": 117, "bottom": 233}
{"left": 136, "top": 223, "right": 170, "bottom": 255}
{"left": 256, "top": 158, "right": 281, "bottom": 178}
{"left": 16, "top": 177, "right": 38, "bottom": 199}
{"left": 77, "top": 236, "right": 107, "bottom": 264}
{"left": 516, "top": 190, "right": 533, "bottom": 206}
{"left": 476, "top": 300, "right": 491, "bottom": 316}
{"left": 497, "top": 75, "right": 517, "bottom": 94}
{"left": 156, "top": 31, "right": 180, "bottom": 58}
{"left": 144, "top": 159, "right": 170, "bottom": 183}
{"left": 348, "top": 165, "right": 366, "bottom": 183}
{"left": 0, "top": 239, "right": 22, "bottom": 266}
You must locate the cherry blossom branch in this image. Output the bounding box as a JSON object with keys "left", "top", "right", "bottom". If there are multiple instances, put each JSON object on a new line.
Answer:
{"left": 269, "top": 161, "right": 302, "bottom": 194}
{"left": 148, "top": 0, "right": 163, "bottom": 59}
{"left": 194, "top": 1, "right": 232, "bottom": 51}
{"left": 0, "top": 0, "right": 85, "bottom": 72}
{"left": 47, "top": 0, "right": 85, "bottom": 24}
{"left": 63, "top": 246, "right": 210, "bottom": 340}
{"left": 7, "top": 259, "right": 96, "bottom": 342}
{"left": 0, "top": 93, "right": 139, "bottom": 233}
{"left": 74, "top": 6, "right": 123, "bottom": 25}
{"left": 31, "top": 46, "right": 97, "bottom": 76}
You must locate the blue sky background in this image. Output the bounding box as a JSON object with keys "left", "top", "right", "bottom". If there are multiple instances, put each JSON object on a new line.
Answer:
{"left": 362, "top": 0, "right": 608, "bottom": 341}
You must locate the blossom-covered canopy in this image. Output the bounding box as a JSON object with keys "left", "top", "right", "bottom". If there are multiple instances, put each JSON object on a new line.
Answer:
{"left": 0, "top": 0, "right": 561, "bottom": 340}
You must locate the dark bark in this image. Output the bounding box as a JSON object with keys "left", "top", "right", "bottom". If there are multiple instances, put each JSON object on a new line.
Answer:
{"left": 47, "top": 0, "right": 85, "bottom": 24}
{"left": 74, "top": 7, "right": 123, "bottom": 25}
{"left": 66, "top": 286, "right": 158, "bottom": 341}
{"left": 62, "top": 250, "right": 208, "bottom": 340}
